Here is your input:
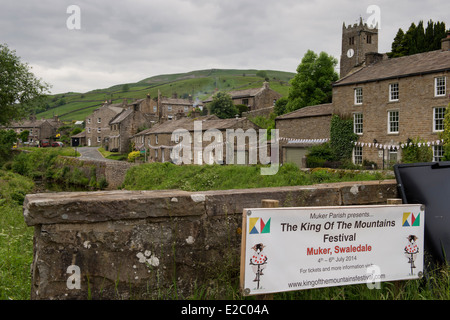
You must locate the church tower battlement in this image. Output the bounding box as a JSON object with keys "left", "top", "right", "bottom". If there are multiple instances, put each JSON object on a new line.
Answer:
{"left": 340, "top": 17, "right": 378, "bottom": 78}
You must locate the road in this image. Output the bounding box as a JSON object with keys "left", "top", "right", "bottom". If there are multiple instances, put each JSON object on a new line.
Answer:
{"left": 76, "top": 147, "right": 115, "bottom": 161}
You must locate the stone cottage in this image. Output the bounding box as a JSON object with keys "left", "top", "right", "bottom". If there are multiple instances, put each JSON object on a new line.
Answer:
{"left": 203, "top": 82, "right": 282, "bottom": 112}
{"left": 132, "top": 115, "right": 263, "bottom": 165}
{"left": 148, "top": 91, "right": 203, "bottom": 122}
{"left": 84, "top": 102, "right": 125, "bottom": 147}
{"left": 107, "top": 105, "right": 151, "bottom": 153}
{"left": 3, "top": 115, "right": 61, "bottom": 146}
{"left": 275, "top": 104, "right": 333, "bottom": 168}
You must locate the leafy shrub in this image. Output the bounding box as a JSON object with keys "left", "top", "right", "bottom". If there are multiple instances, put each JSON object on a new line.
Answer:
{"left": 401, "top": 138, "right": 433, "bottom": 163}
{"left": 329, "top": 115, "right": 358, "bottom": 161}
{"left": 127, "top": 151, "right": 141, "bottom": 162}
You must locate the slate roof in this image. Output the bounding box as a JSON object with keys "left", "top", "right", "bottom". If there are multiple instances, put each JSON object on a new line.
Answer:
{"left": 4, "top": 118, "right": 60, "bottom": 129}
{"left": 334, "top": 49, "right": 450, "bottom": 87}
{"left": 275, "top": 103, "right": 333, "bottom": 120}
{"left": 109, "top": 108, "right": 134, "bottom": 125}
{"left": 203, "top": 85, "right": 270, "bottom": 103}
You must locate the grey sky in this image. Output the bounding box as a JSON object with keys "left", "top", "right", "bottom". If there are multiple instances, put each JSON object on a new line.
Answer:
{"left": 1, "top": 0, "right": 449, "bottom": 94}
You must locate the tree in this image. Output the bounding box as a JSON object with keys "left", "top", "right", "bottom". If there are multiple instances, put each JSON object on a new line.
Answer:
{"left": 208, "top": 92, "right": 237, "bottom": 119}
{"left": 273, "top": 96, "right": 289, "bottom": 116}
{"left": 18, "top": 130, "right": 29, "bottom": 144}
{"left": 122, "top": 84, "right": 130, "bottom": 92}
{"left": 256, "top": 70, "right": 268, "bottom": 79}
{"left": 388, "top": 20, "right": 447, "bottom": 58}
{"left": 286, "top": 50, "right": 338, "bottom": 113}
{"left": 0, "top": 44, "right": 50, "bottom": 125}
{"left": 0, "top": 129, "right": 17, "bottom": 163}
{"left": 389, "top": 29, "right": 408, "bottom": 58}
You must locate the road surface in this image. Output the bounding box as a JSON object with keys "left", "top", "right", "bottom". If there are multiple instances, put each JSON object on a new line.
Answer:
{"left": 76, "top": 147, "right": 115, "bottom": 161}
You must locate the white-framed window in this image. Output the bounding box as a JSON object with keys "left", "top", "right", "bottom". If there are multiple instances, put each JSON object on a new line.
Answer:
{"left": 167, "top": 105, "right": 172, "bottom": 112}
{"left": 153, "top": 106, "right": 157, "bottom": 112}
{"left": 97, "top": 127, "right": 101, "bottom": 133}
{"left": 435, "top": 76, "right": 446, "bottom": 97}
{"left": 155, "top": 134, "right": 158, "bottom": 145}
{"left": 184, "top": 106, "right": 189, "bottom": 113}
{"left": 353, "top": 113, "right": 363, "bottom": 135}
{"left": 433, "top": 107, "right": 446, "bottom": 132}
{"left": 87, "top": 127, "right": 91, "bottom": 133}
{"left": 388, "top": 110, "right": 399, "bottom": 134}
{"left": 87, "top": 118, "right": 91, "bottom": 124}
{"left": 97, "top": 136, "right": 101, "bottom": 143}
{"left": 97, "top": 118, "right": 101, "bottom": 123}
{"left": 353, "top": 146, "right": 363, "bottom": 165}
{"left": 433, "top": 145, "right": 444, "bottom": 162}
{"left": 354, "top": 87, "right": 363, "bottom": 105}
{"left": 389, "top": 83, "right": 399, "bottom": 101}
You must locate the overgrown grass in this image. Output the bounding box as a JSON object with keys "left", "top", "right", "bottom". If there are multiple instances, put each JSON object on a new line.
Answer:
{"left": 98, "top": 147, "right": 128, "bottom": 161}
{"left": 122, "top": 162, "right": 394, "bottom": 191}
{"left": 6, "top": 148, "right": 107, "bottom": 190}
{"left": 0, "top": 170, "right": 34, "bottom": 300}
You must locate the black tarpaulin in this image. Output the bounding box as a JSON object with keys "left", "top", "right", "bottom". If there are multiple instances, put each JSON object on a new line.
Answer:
{"left": 394, "top": 162, "right": 450, "bottom": 264}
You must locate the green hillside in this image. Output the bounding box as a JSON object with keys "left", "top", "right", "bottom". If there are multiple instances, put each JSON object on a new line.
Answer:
{"left": 36, "top": 69, "right": 295, "bottom": 122}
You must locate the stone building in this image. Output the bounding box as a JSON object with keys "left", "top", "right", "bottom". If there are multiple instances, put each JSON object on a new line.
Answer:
{"left": 84, "top": 102, "right": 125, "bottom": 147}
{"left": 203, "top": 82, "right": 282, "bottom": 112}
{"left": 276, "top": 20, "right": 450, "bottom": 169}
{"left": 107, "top": 105, "right": 151, "bottom": 153}
{"left": 3, "top": 116, "right": 61, "bottom": 146}
{"left": 144, "top": 91, "right": 202, "bottom": 123}
{"left": 275, "top": 104, "right": 332, "bottom": 168}
{"left": 132, "top": 115, "right": 263, "bottom": 164}
{"left": 333, "top": 35, "right": 450, "bottom": 168}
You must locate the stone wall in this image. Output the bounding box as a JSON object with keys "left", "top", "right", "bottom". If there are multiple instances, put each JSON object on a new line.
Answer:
{"left": 23, "top": 179, "right": 398, "bottom": 300}
{"left": 55, "top": 156, "right": 135, "bottom": 190}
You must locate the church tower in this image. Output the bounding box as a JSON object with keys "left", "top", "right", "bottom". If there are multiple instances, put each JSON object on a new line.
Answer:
{"left": 340, "top": 17, "right": 378, "bottom": 78}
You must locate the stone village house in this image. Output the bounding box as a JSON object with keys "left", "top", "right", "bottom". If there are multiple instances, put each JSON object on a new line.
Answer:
{"left": 107, "top": 104, "right": 151, "bottom": 154}
{"left": 132, "top": 115, "right": 263, "bottom": 165}
{"left": 73, "top": 93, "right": 199, "bottom": 150}
{"left": 2, "top": 116, "right": 61, "bottom": 146}
{"left": 84, "top": 102, "right": 125, "bottom": 147}
{"left": 276, "top": 19, "right": 450, "bottom": 169}
{"left": 203, "top": 81, "right": 282, "bottom": 113}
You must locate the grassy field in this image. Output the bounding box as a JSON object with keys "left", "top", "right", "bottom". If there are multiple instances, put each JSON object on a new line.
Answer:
{"left": 122, "top": 162, "right": 394, "bottom": 191}
{"left": 37, "top": 69, "right": 294, "bottom": 122}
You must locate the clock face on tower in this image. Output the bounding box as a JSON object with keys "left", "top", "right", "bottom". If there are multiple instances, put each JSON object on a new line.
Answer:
{"left": 347, "top": 48, "right": 354, "bottom": 58}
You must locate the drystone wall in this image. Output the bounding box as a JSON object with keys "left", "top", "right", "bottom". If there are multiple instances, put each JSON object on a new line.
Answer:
{"left": 23, "top": 180, "right": 398, "bottom": 300}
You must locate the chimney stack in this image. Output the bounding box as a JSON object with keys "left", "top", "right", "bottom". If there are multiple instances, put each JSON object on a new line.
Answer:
{"left": 442, "top": 31, "right": 450, "bottom": 51}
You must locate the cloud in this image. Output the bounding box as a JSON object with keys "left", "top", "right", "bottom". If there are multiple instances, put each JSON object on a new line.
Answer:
{"left": 1, "top": 0, "right": 449, "bottom": 94}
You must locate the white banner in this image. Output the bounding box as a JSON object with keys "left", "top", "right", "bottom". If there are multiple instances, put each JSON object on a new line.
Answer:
{"left": 240, "top": 204, "right": 424, "bottom": 296}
